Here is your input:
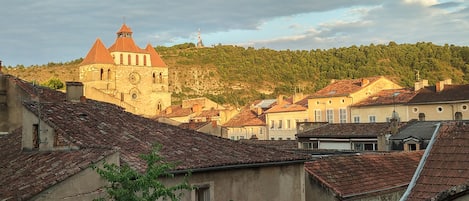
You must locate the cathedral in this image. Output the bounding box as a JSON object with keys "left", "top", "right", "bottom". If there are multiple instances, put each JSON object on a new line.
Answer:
{"left": 79, "top": 24, "right": 171, "bottom": 117}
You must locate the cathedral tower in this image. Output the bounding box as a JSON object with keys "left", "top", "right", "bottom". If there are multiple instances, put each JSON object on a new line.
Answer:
{"left": 79, "top": 24, "right": 171, "bottom": 117}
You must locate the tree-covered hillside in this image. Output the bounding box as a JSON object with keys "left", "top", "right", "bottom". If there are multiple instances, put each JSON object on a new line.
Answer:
{"left": 4, "top": 42, "right": 469, "bottom": 106}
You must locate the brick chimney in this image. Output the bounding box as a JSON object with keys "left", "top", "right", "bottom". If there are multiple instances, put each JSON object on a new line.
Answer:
{"left": 277, "top": 95, "right": 284, "bottom": 105}
{"left": 66, "top": 82, "right": 84, "bottom": 103}
{"left": 414, "top": 79, "right": 429, "bottom": 91}
{"left": 435, "top": 79, "right": 452, "bottom": 92}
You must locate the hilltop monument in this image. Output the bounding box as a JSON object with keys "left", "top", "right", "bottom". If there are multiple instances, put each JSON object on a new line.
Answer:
{"left": 79, "top": 24, "right": 171, "bottom": 117}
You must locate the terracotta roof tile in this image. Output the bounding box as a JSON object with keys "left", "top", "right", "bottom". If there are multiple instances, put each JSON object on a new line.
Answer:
{"left": 305, "top": 151, "right": 423, "bottom": 199}
{"left": 352, "top": 88, "right": 417, "bottom": 107}
{"left": 81, "top": 38, "right": 115, "bottom": 65}
{"left": 408, "top": 84, "right": 469, "bottom": 104}
{"left": 0, "top": 129, "right": 115, "bottom": 200}
{"left": 239, "top": 140, "right": 298, "bottom": 151}
{"left": 265, "top": 101, "right": 307, "bottom": 113}
{"left": 312, "top": 76, "right": 384, "bottom": 98}
{"left": 223, "top": 108, "right": 266, "bottom": 127}
{"left": 297, "top": 123, "right": 392, "bottom": 138}
{"left": 194, "top": 109, "right": 220, "bottom": 118}
{"left": 20, "top": 88, "right": 309, "bottom": 172}
{"left": 145, "top": 44, "right": 167, "bottom": 67}
{"left": 157, "top": 105, "right": 193, "bottom": 118}
{"left": 406, "top": 121, "right": 469, "bottom": 201}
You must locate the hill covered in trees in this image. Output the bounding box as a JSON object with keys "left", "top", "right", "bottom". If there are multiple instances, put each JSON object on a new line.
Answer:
{"left": 4, "top": 42, "right": 469, "bottom": 106}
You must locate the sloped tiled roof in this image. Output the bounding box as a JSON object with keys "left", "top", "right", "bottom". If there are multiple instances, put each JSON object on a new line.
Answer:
{"left": 305, "top": 151, "right": 423, "bottom": 199}
{"left": 145, "top": 44, "right": 167, "bottom": 67}
{"left": 405, "top": 121, "right": 469, "bottom": 200}
{"left": 389, "top": 121, "right": 439, "bottom": 141}
{"left": 239, "top": 139, "right": 298, "bottom": 151}
{"left": 352, "top": 88, "right": 416, "bottom": 107}
{"left": 194, "top": 109, "right": 220, "bottom": 118}
{"left": 223, "top": 108, "right": 266, "bottom": 127}
{"left": 311, "top": 76, "right": 384, "bottom": 98}
{"left": 19, "top": 89, "right": 309, "bottom": 172}
{"left": 108, "top": 24, "right": 144, "bottom": 53}
{"left": 296, "top": 123, "right": 392, "bottom": 138}
{"left": 408, "top": 84, "right": 469, "bottom": 104}
{"left": 157, "top": 105, "right": 193, "bottom": 118}
{"left": 0, "top": 129, "right": 115, "bottom": 200}
{"left": 179, "top": 121, "right": 211, "bottom": 130}
{"left": 265, "top": 100, "right": 307, "bottom": 114}
{"left": 81, "top": 38, "right": 115, "bottom": 65}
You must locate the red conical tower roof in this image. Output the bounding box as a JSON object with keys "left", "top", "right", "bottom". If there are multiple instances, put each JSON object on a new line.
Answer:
{"left": 81, "top": 38, "right": 115, "bottom": 65}
{"left": 108, "top": 24, "right": 144, "bottom": 53}
{"left": 145, "top": 44, "right": 166, "bottom": 67}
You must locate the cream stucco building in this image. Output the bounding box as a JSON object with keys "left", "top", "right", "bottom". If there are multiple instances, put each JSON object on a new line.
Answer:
{"left": 79, "top": 24, "right": 171, "bottom": 117}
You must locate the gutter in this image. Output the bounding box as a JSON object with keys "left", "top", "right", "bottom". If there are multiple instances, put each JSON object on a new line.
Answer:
{"left": 169, "top": 159, "right": 310, "bottom": 175}
{"left": 399, "top": 122, "right": 441, "bottom": 201}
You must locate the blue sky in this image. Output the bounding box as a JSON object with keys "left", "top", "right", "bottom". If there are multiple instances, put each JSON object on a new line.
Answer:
{"left": 0, "top": 0, "right": 468, "bottom": 66}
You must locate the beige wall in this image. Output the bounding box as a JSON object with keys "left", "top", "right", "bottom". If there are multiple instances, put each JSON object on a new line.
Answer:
{"left": 307, "top": 77, "right": 401, "bottom": 124}
{"left": 163, "top": 163, "right": 306, "bottom": 201}
{"left": 408, "top": 102, "right": 469, "bottom": 121}
{"left": 79, "top": 63, "right": 171, "bottom": 117}
{"left": 266, "top": 110, "right": 309, "bottom": 140}
{"left": 225, "top": 125, "right": 267, "bottom": 140}
{"left": 308, "top": 96, "right": 352, "bottom": 123}
{"left": 351, "top": 104, "right": 410, "bottom": 123}
{"left": 31, "top": 152, "right": 120, "bottom": 201}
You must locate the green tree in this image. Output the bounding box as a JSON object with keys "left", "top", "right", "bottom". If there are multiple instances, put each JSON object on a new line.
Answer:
{"left": 94, "top": 144, "right": 193, "bottom": 201}
{"left": 42, "top": 77, "right": 64, "bottom": 89}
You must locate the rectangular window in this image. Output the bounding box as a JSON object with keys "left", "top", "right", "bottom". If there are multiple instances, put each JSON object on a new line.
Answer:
{"left": 369, "top": 115, "right": 376, "bottom": 123}
{"left": 326, "top": 109, "right": 334, "bottom": 123}
{"left": 278, "top": 137, "right": 283, "bottom": 140}
{"left": 270, "top": 120, "right": 275, "bottom": 129}
{"left": 230, "top": 136, "right": 235, "bottom": 140}
{"left": 303, "top": 142, "right": 312, "bottom": 149}
{"left": 353, "top": 116, "right": 360, "bottom": 123}
{"left": 287, "top": 120, "right": 291, "bottom": 129}
{"left": 196, "top": 185, "right": 210, "bottom": 201}
{"left": 271, "top": 137, "right": 275, "bottom": 140}
{"left": 314, "top": 110, "right": 322, "bottom": 122}
{"left": 259, "top": 128, "right": 263, "bottom": 134}
{"left": 33, "top": 124, "right": 39, "bottom": 148}
{"left": 278, "top": 120, "right": 282, "bottom": 129}
{"left": 339, "top": 108, "right": 347, "bottom": 123}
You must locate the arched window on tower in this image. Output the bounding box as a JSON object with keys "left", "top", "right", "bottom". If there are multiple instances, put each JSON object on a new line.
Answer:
{"left": 128, "top": 54, "right": 131, "bottom": 65}
{"left": 120, "top": 54, "right": 123, "bottom": 65}
{"left": 107, "top": 69, "right": 111, "bottom": 80}
{"left": 135, "top": 55, "right": 139, "bottom": 65}
{"left": 152, "top": 73, "right": 156, "bottom": 84}
{"left": 159, "top": 72, "right": 163, "bottom": 83}
{"left": 100, "top": 68, "right": 104, "bottom": 80}
{"left": 143, "top": 55, "right": 147, "bottom": 66}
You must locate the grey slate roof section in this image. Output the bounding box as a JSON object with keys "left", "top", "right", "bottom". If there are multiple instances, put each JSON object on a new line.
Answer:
{"left": 256, "top": 99, "right": 277, "bottom": 109}
{"left": 390, "top": 121, "right": 440, "bottom": 140}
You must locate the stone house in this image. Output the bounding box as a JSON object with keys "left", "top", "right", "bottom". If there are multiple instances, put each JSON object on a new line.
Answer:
{"left": 401, "top": 121, "right": 469, "bottom": 201}
{"left": 305, "top": 151, "right": 423, "bottom": 201}
{"left": 79, "top": 24, "right": 171, "bottom": 117}
{"left": 350, "top": 88, "right": 417, "bottom": 123}
{"left": 389, "top": 121, "right": 440, "bottom": 152}
{"left": 265, "top": 94, "right": 309, "bottom": 140}
{"left": 296, "top": 123, "right": 395, "bottom": 151}
{"left": 307, "top": 76, "right": 402, "bottom": 124}
{"left": 407, "top": 79, "right": 469, "bottom": 121}
{"left": 0, "top": 78, "right": 311, "bottom": 201}
{"left": 222, "top": 105, "right": 267, "bottom": 140}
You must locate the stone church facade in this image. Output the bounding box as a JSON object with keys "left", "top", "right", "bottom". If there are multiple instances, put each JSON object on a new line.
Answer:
{"left": 79, "top": 24, "right": 171, "bottom": 117}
